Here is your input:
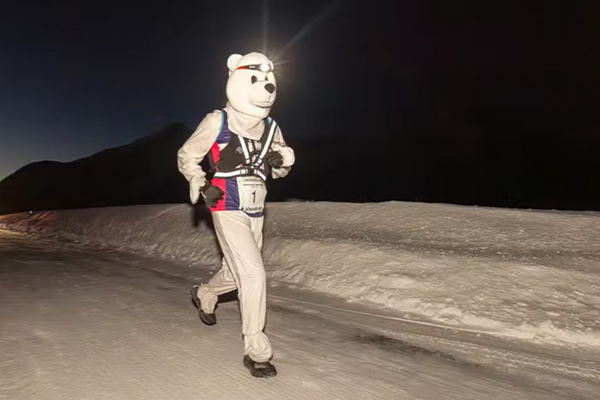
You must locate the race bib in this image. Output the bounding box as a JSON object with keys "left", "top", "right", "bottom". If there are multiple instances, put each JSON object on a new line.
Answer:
{"left": 237, "top": 176, "right": 267, "bottom": 214}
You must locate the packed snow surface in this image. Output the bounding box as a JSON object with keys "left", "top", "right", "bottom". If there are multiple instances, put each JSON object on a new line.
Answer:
{"left": 2, "top": 201, "right": 600, "bottom": 349}
{"left": 6, "top": 231, "right": 599, "bottom": 399}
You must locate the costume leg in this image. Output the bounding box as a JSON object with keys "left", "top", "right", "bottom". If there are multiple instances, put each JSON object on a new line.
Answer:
{"left": 212, "top": 211, "right": 272, "bottom": 362}
{"left": 197, "top": 257, "right": 237, "bottom": 314}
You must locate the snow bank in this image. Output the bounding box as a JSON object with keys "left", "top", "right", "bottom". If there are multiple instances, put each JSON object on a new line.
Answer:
{"left": 2, "top": 201, "right": 600, "bottom": 348}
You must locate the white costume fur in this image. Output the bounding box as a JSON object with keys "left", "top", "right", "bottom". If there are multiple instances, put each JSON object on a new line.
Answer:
{"left": 177, "top": 52, "right": 294, "bottom": 362}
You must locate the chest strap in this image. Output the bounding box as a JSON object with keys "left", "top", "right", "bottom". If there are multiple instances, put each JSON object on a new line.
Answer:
{"left": 213, "top": 119, "right": 278, "bottom": 181}
{"left": 213, "top": 167, "right": 268, "bottom": 181}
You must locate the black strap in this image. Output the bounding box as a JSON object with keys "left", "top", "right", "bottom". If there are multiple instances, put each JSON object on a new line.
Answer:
{"left": 215, "top": 117, "right": 273, "bottom": 173}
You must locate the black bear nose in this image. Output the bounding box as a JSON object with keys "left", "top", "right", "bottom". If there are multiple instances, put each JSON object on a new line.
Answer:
{"left": 265, "top": 83, "right": 276, "bottom": 94}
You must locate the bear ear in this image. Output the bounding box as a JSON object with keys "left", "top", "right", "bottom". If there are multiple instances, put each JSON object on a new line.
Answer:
{"left": 227, "top": 54, "right": 243, "bottom": 72}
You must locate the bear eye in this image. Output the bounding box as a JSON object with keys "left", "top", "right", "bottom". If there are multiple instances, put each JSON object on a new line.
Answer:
{"left": 251, "top": 75, "right": 258, "bottom": 84}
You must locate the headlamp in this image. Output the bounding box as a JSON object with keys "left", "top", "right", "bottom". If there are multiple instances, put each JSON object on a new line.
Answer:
{"left": 237, "top": 63, "right": 273, "bottom": 73}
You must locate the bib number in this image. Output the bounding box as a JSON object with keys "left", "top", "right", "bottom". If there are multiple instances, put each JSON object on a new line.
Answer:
{"left": 238, "top": 176, "right": 267, "bottom": 214}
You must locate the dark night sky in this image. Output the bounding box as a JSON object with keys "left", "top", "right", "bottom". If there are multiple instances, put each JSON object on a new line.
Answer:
{"left": 1, "top": 0, "right": 599, "bottom": 192}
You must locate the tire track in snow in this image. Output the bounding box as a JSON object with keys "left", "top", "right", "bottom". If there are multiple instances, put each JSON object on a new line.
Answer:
{"left": 267, "top": 293, "right": 600, "bottom": 399}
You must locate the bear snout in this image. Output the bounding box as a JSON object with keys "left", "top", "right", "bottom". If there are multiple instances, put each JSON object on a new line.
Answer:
{"left": 265, "top": 83, "right": 276, "bottom": 94}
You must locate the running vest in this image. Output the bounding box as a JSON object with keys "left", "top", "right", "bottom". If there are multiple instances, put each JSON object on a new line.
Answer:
{"left": 207, "top": 109, "right": 277, "bottom": 216}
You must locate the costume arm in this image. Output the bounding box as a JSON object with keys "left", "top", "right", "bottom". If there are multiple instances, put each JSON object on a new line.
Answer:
{"left": 177, "top": 110, "right": 222, "bottom": 202}
{"left": 270, "top": 125, "right": 295, "bottom": 179}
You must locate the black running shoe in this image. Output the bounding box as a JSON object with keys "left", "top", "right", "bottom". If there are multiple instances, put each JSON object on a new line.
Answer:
{"left": 243, "top": 355, "right": 278, "bottom": 378}
{"left": 190, "top": 285, "right": 216, "bottom": 326}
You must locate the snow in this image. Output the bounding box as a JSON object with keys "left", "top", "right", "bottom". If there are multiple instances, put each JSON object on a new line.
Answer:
{"left": 2, "top": 201, "right": 600, "bottom": 349}
{"left": 5, "top": 231, "right": 598, "bottom": 399}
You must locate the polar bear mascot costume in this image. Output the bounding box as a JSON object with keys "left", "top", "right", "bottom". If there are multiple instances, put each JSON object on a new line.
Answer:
{"left": 177, "top": 52, "right": 294, "bottom": 378}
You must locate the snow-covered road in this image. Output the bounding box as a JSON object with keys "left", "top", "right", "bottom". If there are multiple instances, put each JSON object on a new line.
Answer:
{"left": 1, "top": 230, "right": 599, "bottom": 400}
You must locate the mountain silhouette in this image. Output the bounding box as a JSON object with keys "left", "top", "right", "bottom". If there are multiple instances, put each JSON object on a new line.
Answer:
{"left": 0, "top": 122, "right": 316, "bottom": 215}
{"left": 2, "top": 122, "right": 599, "bottom": 215}
{"left": 0, "top": 123, "right": 194, "bottom": 215}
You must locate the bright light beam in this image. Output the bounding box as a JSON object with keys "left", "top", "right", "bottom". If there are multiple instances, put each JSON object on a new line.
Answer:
{"left": 273, "top": 59, "right": 296, "bottom": 67}
{"left": 262, "top": 0, "right": 269, "bottom": 54}
{"left": 273, "top": 0, "right": 344, "bottom": 62}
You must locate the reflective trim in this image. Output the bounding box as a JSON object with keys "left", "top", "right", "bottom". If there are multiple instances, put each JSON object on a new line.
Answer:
{"left": 239, "top": 137, "right": 251, "bottom": 164}
{"left": 214, "top": 168, "right": 267, "bottom": 181}
{"left": 253, "top": 120, "right": 277, "bottom": 167}
{"left": 214, "top": 170, "right": 247, "bottom": 177}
